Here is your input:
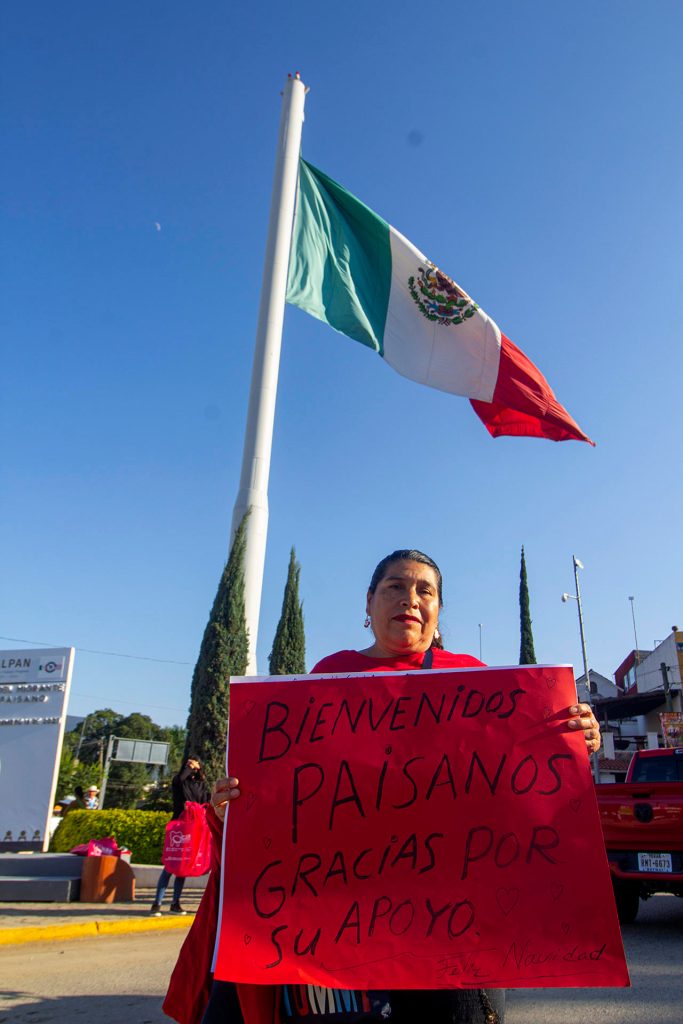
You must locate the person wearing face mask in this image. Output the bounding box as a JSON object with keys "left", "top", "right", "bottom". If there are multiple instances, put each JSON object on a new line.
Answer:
{"left": 151, "top": 756, "right": 210, "bottom": 916}
{"left": 165, "top": 550, "right": 601, "bottom": 1024}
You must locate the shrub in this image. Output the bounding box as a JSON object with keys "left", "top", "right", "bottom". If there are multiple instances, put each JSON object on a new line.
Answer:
{"left": 50, "top": 809, "right": 171, "bottom": 864}
{"left": 139, "top": 779, "right": 173, "bottom": 812}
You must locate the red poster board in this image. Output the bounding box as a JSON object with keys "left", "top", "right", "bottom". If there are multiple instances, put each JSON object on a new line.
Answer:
{"left": 215, "top": 666, "right": 628, "bottom": 989}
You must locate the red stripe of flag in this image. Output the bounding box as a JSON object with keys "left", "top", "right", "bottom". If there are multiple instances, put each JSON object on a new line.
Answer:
{"left": 470, "top": 334, "right": 594, "bottom": 445}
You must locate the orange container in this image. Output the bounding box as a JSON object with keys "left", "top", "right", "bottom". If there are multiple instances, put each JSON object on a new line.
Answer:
{"left": 80, "top": 854, "right": 135, "bottom": 903}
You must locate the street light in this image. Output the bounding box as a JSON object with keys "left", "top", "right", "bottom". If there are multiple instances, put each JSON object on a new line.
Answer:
{"left": 562, "top": 555, "right": 600, "bottom": 782}
{"left": 628, "top": 596, "right": 640, "bottom": 687}
{"left": 75, "top": 712, "right": 90, "bottom": 760}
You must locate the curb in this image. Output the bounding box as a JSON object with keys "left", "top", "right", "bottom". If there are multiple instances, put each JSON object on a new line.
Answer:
{"left": 0, "top": 913, "right": 195, "bottom": 946}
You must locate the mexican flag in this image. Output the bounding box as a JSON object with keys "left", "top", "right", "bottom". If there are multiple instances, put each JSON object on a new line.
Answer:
{"left": 286, "top": 159, "right": 593, "bottom": 444}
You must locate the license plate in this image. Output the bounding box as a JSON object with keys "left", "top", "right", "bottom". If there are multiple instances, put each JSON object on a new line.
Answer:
{"left": 637, "top": 852, "right": 672, "bottom": 872}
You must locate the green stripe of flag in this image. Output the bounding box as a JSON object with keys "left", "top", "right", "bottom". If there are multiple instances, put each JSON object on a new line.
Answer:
{"left": 286, "top": 160, "right": 392, "bottom": 356}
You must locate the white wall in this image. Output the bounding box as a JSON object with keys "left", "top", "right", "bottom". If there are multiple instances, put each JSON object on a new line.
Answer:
{"left": 633, "top": 633, "right": 681, "bottom": 693}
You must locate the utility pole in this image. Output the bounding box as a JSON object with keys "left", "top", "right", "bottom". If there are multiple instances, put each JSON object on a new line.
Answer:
{"left": 628, "top": 596, "right": 639, "bottom": 687}
{"left": 99, "top": 735, "right": 115, "bottom": 809}
{"left": 75, "top": 713, "right": 90, "bottom": 760}
{"left": 661, "top": 662, "right": 674, "bottom": 712}
{"left": 562, "top": 556, "right": 601, "bottom": 782}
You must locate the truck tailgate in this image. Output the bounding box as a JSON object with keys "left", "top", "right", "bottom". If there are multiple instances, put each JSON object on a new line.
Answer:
{"left": 596, "top": 781, "right": 683, "bottom": 850}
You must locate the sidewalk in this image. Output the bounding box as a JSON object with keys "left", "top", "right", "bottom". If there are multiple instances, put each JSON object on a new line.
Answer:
{"left": 0, "top": 887, "right": 201, "bottom": 945}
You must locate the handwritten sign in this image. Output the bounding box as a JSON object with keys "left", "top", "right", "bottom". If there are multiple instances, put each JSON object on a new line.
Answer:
{"left": 216, "top": 666, "right": 629, "bottom": 989}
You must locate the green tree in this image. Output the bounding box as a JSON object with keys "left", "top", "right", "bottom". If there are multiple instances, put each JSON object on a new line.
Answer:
{"left": 62, "top": 709, "right": 187, "bottom": 809}
{"left": 139, "top": 726, "right": 188, "bottom": 811}
{"left": 269, "top": 547, "right": 306, "bottom": 675}
{"left": 74, "top": 709, "right": 123, "bottom": 744}
{"left": 519, "top": 545, "right": 537, "bottom": 665}
{"left": 184, "top": 513, "right": 249, "bottom": 783}
{"left": 138, "top": 776, "right": 173, "bottom": 811}
{"left": 103, "top": 762, "right": 151, "bottom": 809}
{"left": 101, "top": 712, "right": 161, "bottom": 809}
{"left": 162, "top": 725, "right": 187, "bottom": 777}
{"left": 56, "top": 746, "right": 101, "bottom": 799}
{"left": 57, "top": 710, "right": 121, "bottom": 802}
{"left": 70, "top": 709, "right": 122, "bottom": 767}
{"left": 118, "top": 712, "right": 158, "bottom": 738}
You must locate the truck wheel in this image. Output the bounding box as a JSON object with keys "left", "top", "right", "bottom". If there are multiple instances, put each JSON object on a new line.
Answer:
{"left": 613, "top": 881, "right": 639, "bottom": 923}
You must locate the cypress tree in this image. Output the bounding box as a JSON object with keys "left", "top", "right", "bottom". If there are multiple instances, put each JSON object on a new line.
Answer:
{"left": 269, "top": 547, "right": 306, "bottom": 675}
{"left": 184, "top": 513, "right": 249, "bottom": 783}
{"left": 519, "top": 545, "right": 537, "bottom": 665}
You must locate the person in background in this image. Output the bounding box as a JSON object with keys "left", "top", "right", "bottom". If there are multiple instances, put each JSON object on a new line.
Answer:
{"left": 165, "top": 549, "right": 601, "bottom": 1024}
{"left": 64, "top": 786, "right": 87, "bottom": 814}
{"left": 151, "top": 755, "right": 210, "bottom": 917}
{"left": 84, "top": 785, "right": 99, "bottom": 809}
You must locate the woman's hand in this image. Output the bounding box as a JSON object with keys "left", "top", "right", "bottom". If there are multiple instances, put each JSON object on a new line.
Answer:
{"left": 567, "top": 703, "right": 601, "bottom": 754}
{"left": 210, "top": 776, "right": 241, "bottom": 822}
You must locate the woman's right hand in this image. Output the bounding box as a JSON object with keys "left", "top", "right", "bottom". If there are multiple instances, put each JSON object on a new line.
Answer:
{"left": 210, "top": 776, "right": 241, "bottom": 822}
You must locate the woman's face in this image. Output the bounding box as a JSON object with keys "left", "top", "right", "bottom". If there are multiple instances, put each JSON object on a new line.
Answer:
{"left": 366, "top": 559, "right": 441, "bottom": 657}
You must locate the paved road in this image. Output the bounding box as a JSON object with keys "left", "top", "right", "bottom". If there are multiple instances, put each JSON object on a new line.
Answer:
{"left": 1, "top": 896, "right": 681, "bottom": 1023}
{"left": 0, "top": 929, "right": 185, "bottom": 1023}
{"left": 507, "top": 894, "right": 683, "bottom": 1023}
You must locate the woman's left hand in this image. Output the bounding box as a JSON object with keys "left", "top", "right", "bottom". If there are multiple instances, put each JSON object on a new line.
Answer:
{"left": 567, "top": 703, "right": 601, "bottom": 754}
{"left": 210, "top": 776, "right": 241, "bottom": 822}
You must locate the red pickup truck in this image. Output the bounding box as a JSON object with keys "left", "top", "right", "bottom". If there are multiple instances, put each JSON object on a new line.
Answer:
{"left": 596, "top": 747, "right": 683, "bottom": 922}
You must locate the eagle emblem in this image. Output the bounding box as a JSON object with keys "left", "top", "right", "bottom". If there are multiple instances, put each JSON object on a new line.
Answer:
{"left": 408, "top": 264, "right": 479, "bottom": 325}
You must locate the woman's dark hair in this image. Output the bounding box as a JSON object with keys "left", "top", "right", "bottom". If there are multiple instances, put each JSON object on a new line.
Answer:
{"left": 74, "top": 786, "right": 84, "bottom": 799}
{"left": 368, "top": 549, "right": 444, "bottom": 649}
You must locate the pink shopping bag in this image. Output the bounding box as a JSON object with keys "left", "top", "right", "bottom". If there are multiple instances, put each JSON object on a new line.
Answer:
{"left": 70, "top": 836, "right": 129, "bottom": 857}
{"left": 162, "top": 801, "right": 211, "bottom": 877}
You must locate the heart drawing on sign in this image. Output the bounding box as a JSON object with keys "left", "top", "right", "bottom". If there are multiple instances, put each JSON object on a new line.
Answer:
{"left": 263, "top": 836, "right": 272, "bottom": 849}
{"left": 496, "top": 887, "right": 520, "bottom": 916}
{"left": 244, "top": 700, "right": 257, "bottom": 716}
{"left": 551, "top": 884, "right": 564, "bottom": 902}
{"left": 244, "top": 934, "right": 252, "bottom": 945}
{"left": 545, "top": 676, "right": 557, "bottom": 689}
{"left": 570, "top": 799, "right": 582, "bottom": 813}
{"left": 561, "top": 922, "right": 571, "bottom": 935}
{"left": 246, "top": 793, "right": 257, "bottom": 811}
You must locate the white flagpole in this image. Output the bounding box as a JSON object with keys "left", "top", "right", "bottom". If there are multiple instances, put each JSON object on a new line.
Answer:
{"left": 230, "top": 73, "right": 307, "bottom": 674}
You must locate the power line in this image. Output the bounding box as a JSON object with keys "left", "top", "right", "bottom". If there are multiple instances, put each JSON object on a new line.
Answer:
{"left": 624, "top": 664, "right": 678, "bottom": 682}
{"left": 71, "top": 691, "right": 187, "bottom": 714}
{"left": 0, "top": 635, "right": 191, "bottom": 666}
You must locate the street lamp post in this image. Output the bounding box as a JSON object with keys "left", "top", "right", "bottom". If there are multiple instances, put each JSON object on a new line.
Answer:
{"left": 562, "top": 555, "right": 601, "bottom": 782}
{"left": 75, "top": 713, "right": 90, "bottom": 760}
{"left": 99, "top": 735, "right": 115, "bottom": 809}
{"left": 628, "top": 596, "right": 639, "bottom": 688}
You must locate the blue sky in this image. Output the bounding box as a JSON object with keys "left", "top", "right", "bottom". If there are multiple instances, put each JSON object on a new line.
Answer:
{"left": 2, "top": 2, "right": 681, "bottom": 726}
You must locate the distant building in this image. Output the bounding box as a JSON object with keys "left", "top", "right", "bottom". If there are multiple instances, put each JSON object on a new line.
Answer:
{"left": 613, "top": 650, "right": 653, "bottom": 693}
{"left": 620, "top": 629, "right": 683, "bottom": 698}
{"left": 569, "top": 669, "right": 630, "bottom": 780}
{"left": 595, "top": 753, "right": 633, "bottom": 784}
{"left": 575, "top": 669, "right": 619, "bottom": 700}
{"left": 586, "top": 629, "right": 683, "bottom": 782}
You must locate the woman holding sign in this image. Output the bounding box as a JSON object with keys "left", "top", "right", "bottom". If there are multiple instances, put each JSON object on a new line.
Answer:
{"left": 165, "top": 549, "right": 601, "bottom": 1024}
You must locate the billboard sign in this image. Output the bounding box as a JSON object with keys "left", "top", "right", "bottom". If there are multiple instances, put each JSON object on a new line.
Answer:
{"left": 0, "top": 647, "right": 75, "bottom": 851}
{"left": 113, "top": 738, "right": 169, "bottom": 765}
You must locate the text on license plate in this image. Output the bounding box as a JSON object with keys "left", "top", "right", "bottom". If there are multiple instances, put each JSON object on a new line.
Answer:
{"left": 638, "top": 852, "right": 672, "bottom": 872}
